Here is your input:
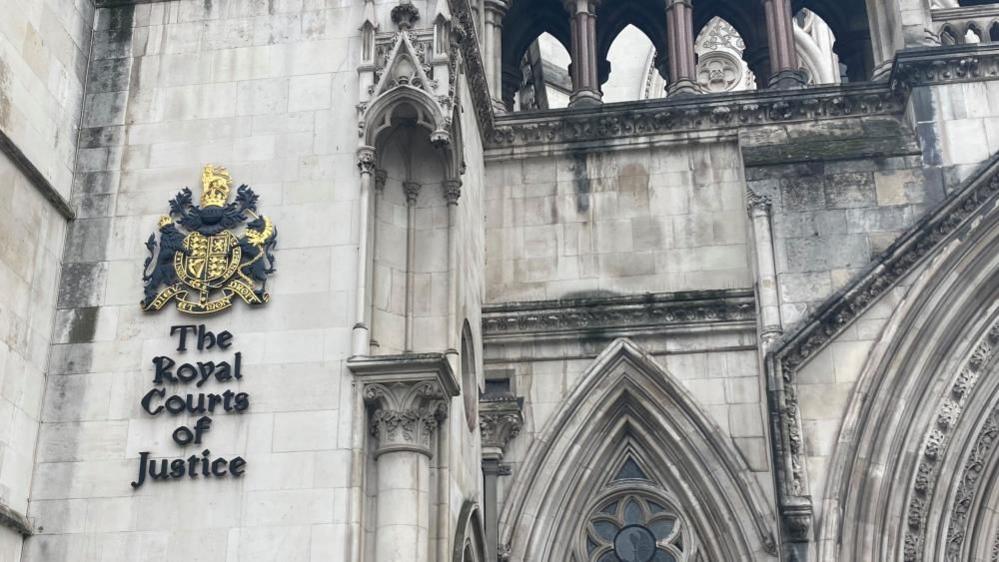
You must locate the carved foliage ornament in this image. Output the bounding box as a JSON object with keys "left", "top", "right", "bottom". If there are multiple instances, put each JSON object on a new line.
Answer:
{"left": 903, "top": 319, "right": 999, "bottom": 562}
{"left": 141, "top": 165, "right": 277, "bottom": 315}
{"left": 364, "top": 381, "right": 449, "bottom": 457}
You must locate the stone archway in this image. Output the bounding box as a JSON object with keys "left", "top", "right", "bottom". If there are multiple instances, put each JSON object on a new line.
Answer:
{"left": 498, "top": 338, "right": 778, "bottom": 562}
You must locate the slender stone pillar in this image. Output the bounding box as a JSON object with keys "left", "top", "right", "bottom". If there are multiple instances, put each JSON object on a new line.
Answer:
{"left": 369, "top": 169, "right": 387, "bottom": 351}
{"left": 365, "top": 381, "right": 449, "bottom": 562}
{"left": 444, "top": 180, "right": 462, "bottom": 353}
{"left": 762, "top": 0, "right": 806, "bottom": 88}
{"left": 564, "top": 0, "right": 602, "bottom": 107}
{"left": 403, "top": 181, "right": 421, "bottom": 352}
{"left": 353, "top": 146, "right": 377, "bottom": 357}
{"left": 479, "top": 395, "right": 524, "bottom": 562}
{"left": 665, "top": 0, "right": 699, "bottom": 96}
{"left": 484, "top": 0, "right": 509, "bottom": 111}
{"left": 747, "top": 190, "right": 782, "bottom": 349}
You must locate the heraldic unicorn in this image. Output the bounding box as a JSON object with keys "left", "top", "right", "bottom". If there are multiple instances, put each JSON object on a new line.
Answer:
{"left": 141, "top": 165, "right": 277, "bottom": 315}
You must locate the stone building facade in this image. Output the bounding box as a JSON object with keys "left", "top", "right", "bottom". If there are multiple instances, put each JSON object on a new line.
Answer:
{"left": 2, "top": 0, "right": 999, "bottom": 560}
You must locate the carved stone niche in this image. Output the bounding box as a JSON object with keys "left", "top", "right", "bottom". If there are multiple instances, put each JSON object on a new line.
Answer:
{"left": 479, "top": 394, "right": 524, "bottom": 461}
{"left": 348, "top": 353, "right": 460, "bottom": 458}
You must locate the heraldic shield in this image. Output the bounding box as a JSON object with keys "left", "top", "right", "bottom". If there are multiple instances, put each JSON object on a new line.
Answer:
{"left": 141, "top": 165, "right": 277, "bottom": 315}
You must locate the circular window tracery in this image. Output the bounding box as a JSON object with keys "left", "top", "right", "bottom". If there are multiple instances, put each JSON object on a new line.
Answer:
{"left": 584, "top": 493, "right": 688, "bottom": 562}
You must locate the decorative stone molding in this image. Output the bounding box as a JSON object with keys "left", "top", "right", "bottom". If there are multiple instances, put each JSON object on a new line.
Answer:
{"left": 891, "top": 44, "right": 999, "bottom": 91}
{"left": 944, "top": 405, "right": 999, "bottom": 562}
{"left": 487, "top": 84, "right": 904, "bottom": 151}
{"left": 892, "top": 319, "right": 999, "bottom": 561}
{"left": 767, "top": 151, "right": 999, "bottom": 551}
{"left": 347, "top": 353, "right": 460, "bottom": 458}
{"left": 446, "top": 0, "right": 496, "bottom": 140}
{"left": 0, "top": 503, "right": 32, "bottom": 536}
{"left": 483, "top": 289, "right": 755, "bottom": 341}
{"left": 365, "top": 380, "right": 449, "bottom": 457}
{"left": 479, "top": 395, "right": 523, "bottom": 460}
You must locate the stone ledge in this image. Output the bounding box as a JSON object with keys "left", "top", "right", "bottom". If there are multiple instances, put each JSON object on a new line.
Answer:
{"left": 347, "top": 352, "right": 460, "bottom": 397}
{"left": 891, "top": 43, "right": 999, "bottom": 89}
{"left": 0, "top": 502, "right": 32, "bottom": 536}
{"left": 483, "top": 289, "right": 756, "bottom": 341}
{"left": 0, "top": 130, "right": 74, "bottom": 220}
{"left": 486, "top": 83, "right": 905, "bottom": 155}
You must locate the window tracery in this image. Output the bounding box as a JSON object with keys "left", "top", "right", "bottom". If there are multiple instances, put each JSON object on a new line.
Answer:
{"left": 578, "top": 458, "right": 699, "bottom": 562}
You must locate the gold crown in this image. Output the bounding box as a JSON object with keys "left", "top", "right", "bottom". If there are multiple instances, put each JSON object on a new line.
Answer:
{"left": 200, "top": 164, "right": 232, "bottom": 208}
{"left": 158, "top": 215, "right": 173, "bottom": 228}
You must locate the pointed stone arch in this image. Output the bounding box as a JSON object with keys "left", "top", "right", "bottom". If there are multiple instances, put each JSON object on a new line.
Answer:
{"left": 453, "top": 500, "right": 488, "bottom": 562}
{"left": 817, "top": 168, "right": 999, "bottom": 562}
{"left": 498, "top": 338, "right": 778, "bottom": 561}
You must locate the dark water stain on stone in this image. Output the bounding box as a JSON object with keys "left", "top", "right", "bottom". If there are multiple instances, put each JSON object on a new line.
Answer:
{"left": 570, "top": 151, "right": 590, "bottom": 213}
{"left": 66, "top": 307, "right": 99, "bottom": 344}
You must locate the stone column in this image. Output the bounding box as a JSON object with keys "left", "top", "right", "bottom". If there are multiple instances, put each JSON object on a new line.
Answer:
{"left": 484, "top": 0, "right": 509, "bottom": 111}
{"left": 762, "top": 0, "right": 806, "bottom": 88}
{"left": 665, "top": 0, "right": 699, "bottom": 96}
{"left": 353, "top": 146, "right": 377, "bottom": 357}
{"left": 479, "top": 395, "right": 524, "bottom": 562}
{"left": 747, "top": 190, "right": 782, "bottom": 349}
{"left": 403, "top": 181, "right": 421, "bottom": 352}
{"left": 348, "top": 354, "right": 460, "bottom": 562}
{"left": 564, "top": 0, "right": 602, "bottom": 107}
{"left": 444, "top": 180, "right": 462, "bottom": 353}
{"left": 365, "top": 381, "right": 449, "bottom": 562}
{"left": 369, "top": 169, "right": 388, "bottom": 351}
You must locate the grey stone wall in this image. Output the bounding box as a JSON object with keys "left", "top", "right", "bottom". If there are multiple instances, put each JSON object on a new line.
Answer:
{"left": 745, "top": 152, "right": 943, "bottom": 326}
{"left": 0, "top": 0, "right": 93, "bottom": 199}
{"left": 0, "top": 0, "right": 92, "bottom": 558}
{"left": 484, "top": 143, "right": 752, "bottom": 302}
{"left": 26, "top": 2, "right": 366, "bottom": 560}
{"left": 0, "top": 154, "right": 67, "bottom": 559}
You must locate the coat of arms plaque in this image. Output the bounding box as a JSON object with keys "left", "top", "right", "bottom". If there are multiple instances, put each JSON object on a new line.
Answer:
{"left": 141, "top": 165, "right": 277, "bottom": 315}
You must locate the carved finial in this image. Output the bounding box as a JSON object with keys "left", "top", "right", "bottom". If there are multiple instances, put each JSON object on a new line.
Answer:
{"left": 391, "top": 2, "right": 420, "bottom": 30}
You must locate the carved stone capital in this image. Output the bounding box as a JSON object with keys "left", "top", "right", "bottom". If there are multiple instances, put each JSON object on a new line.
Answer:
{"left": 348, "top": 352, "right": 460, "bottom": 459}
{"left": 365, "top": 380, "right": 449, "bottom": 457}
{"left": 562, "top": 0, "right": 599, "bottom": 15}
{"left": 375, "top": 169, "right": 388, "bottom": 192}
{"left": 443, "top": 179, "right": 462, "bottom": 205}
{"left": 479, "top": 396, "right": 524, "bottom": 460}
{"left": 357, "top": 146, "right": 377, "bottom": 175}
{"left": 783, "top": 500, "right": 812, "bottom": 543}
{"left": 404, "top": 181, "right": 422, "bottom": 204}
{"left": 746, "top": 189, "right": 772, "bottom": 216}
{"left": 391, "top": 2, "right": 420, "bottom": 30}
{"left": 483, "top": 0, "right": 509, "bottom": 17}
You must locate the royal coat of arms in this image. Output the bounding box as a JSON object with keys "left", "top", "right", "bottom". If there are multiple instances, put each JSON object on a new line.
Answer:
{"left": 141, "top": 165, "right": 277, "bottom": 315}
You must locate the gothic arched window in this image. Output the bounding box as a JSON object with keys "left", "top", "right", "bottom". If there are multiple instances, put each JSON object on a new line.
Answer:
{"left": 579, "top": 458, "right": 700, "bottom": 562}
